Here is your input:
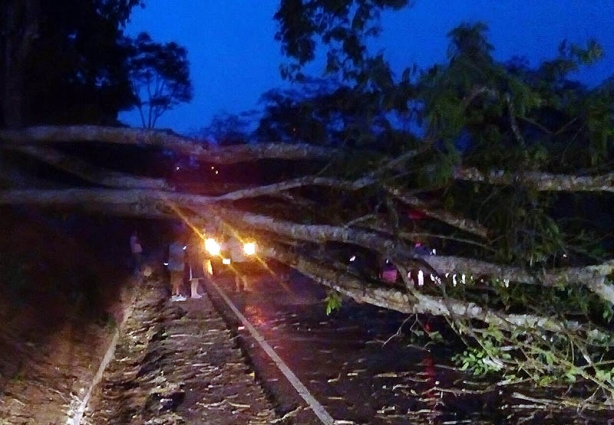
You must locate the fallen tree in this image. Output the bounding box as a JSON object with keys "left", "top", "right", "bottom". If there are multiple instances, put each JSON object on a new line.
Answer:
{"left": 1, "top": 12, "right": 613, "bottom": 412}
{"left": 1, "top": 120, "right": 613, "bottom": 403}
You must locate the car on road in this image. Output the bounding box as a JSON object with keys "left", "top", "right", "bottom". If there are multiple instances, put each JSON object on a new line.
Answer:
{"left": 202, "top": 233, "right": 261, "bottom": 277}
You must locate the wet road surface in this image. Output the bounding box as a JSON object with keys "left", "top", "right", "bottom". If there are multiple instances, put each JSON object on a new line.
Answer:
{"left": 204, "top": 270, "right": 612, "bottom": 425}
{"left": 204, "top": 271, "right": 505, "bottom": 425}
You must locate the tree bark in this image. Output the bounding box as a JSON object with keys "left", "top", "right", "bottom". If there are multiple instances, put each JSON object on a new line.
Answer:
{"left": 455, "top": 167, "right": 614, "bottom": 193}
{"left": 263, "top": 244, "right": 594, "bottom": 335}
{"left": 0, "top": 126, "right": 341, "bottom": 164}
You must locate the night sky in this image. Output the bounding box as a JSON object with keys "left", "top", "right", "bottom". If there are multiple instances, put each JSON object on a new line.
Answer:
{"left": 119, "top": 0, "right": 614, "bottom": 134}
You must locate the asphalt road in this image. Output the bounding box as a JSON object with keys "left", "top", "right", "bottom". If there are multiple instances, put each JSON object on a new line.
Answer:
{"left": 203, "top": 270, "right": 491, "bottom": 425}
{"left": 203, "top": 268, "right": 614, "bottom": 425}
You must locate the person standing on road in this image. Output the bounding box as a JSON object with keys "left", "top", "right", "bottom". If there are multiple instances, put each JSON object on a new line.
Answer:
{"left": 129, "top": 230, "right": 143, "bottom": 274}
{"left": 228, "top": 237, "right": 248, "bottom": 292}
{"left": 186, "top": 233, "right": 205, "bottom": 299}
{"left": 167, "top": 234, "right": 187, "bottom": 301}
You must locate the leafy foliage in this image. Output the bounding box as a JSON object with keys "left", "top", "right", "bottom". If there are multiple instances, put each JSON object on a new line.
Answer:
{"left": 0, "top": 0, "right": 145, "bottom": 126}
{"left": 200, "top": 112, "right": 254, "bottom": 146}
{"left": 0, "top": 0, "right": 192, "bottom": 128}
{"left": 262, "top": 13, "right": 614, "bottom": 406}
{"left": 274, "top": 0, "right": 410, "bottom": 80}
{"left": 325, "top": 289, "right": 343, "bottom": 315}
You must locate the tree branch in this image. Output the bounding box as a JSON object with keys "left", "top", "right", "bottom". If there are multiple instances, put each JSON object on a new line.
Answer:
{"left": 212, "top": 165, "right": 491, "bottom": 242}
{"left": 213, "top": 176, "right": 370, "bottom": 201}
{"left": 0, "top": 188, "right": 611, "bottom": 305}
{"left": 454, "top": 167, "right": 614, "bottom": 193}
{"left": 0, "top": 126, "right": 341, "bottom": 164}
{"left": 385, "top": 185, "right": 490, "bottom": 238}
{"left": 263, "top": 244, "right": 593, "bottom": 334}
{"left": 418, "top": 255, "right": 614, "bottom": 304}
{"left": 6, "top": 145, "right": 171, "bottom": 189}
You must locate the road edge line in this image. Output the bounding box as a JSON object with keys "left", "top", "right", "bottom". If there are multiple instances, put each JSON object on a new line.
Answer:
{"left": 208, "top": 280, "right": 336, "bottom": 425}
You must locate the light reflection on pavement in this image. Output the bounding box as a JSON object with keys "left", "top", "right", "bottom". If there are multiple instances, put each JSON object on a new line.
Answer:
{"left": 203, "top": 271, "right": 598, "bottom": 425}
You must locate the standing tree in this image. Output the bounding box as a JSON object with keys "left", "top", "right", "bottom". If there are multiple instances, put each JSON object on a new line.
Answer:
{"left": 0, "top": 1, "right": 192, "bottom": 129}
{"left": 200, "top": 112, "right": 251, "bottom": 146}
{"left": 0, "top": 0, "right": 144, "bottom": 128}
{"left": 127, "top": 32, "right": 193, "bottom": 128}
{"left": 0, "top": 1, "right": 192, "bottom": 191}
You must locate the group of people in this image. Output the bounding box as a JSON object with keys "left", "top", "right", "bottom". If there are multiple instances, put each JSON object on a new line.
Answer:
{"left": 130, "top": 226, "right": 252, "bottom": 302}
{"left": 167, "top": 232, "right": 207, "bottom": 302}
{"left": 130, "top": 228, "right": 208, "bottom": 302}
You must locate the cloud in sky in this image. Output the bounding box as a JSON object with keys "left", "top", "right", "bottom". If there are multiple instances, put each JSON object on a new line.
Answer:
{"left": 120, "top": 0, "right": 614, "bottom": 133}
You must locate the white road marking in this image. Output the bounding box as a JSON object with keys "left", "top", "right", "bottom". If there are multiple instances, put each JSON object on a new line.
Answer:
{"left": 208, "top": 280, "right": 336, "bottom": 425}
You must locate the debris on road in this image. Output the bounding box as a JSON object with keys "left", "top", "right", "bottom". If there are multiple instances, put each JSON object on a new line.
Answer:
{"left": 83, "top": 273, "right": 279, "bottom": 424}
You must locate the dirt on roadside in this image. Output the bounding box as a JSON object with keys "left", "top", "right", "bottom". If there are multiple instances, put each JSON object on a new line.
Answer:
{"left": 0, "top": 209, "right": 283, "bottom": 424}
{"left": 0, "top": 208, "right": 135, "bottom": 424}
{"left": 83, "top": 270, "right": 282, "bottom": 425}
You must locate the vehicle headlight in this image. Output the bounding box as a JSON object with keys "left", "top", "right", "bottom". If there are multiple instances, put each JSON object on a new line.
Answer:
{"left": 205, "top": 238, "right": 221, "bottom": 255}
{"left": 243, "top": 242, "right": 256, "bottom": 256}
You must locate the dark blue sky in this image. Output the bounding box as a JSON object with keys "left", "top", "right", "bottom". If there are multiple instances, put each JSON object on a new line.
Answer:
{"left": 119, "top": 1, "right": 614, "bottom": 134}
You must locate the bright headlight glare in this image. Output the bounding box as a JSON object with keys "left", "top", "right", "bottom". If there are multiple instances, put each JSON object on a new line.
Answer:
{"left": 205, "top": 238, "right": 221, "bottom": 255}
{"left": 243, "top": 242, "right": 256, "bottom": 255}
